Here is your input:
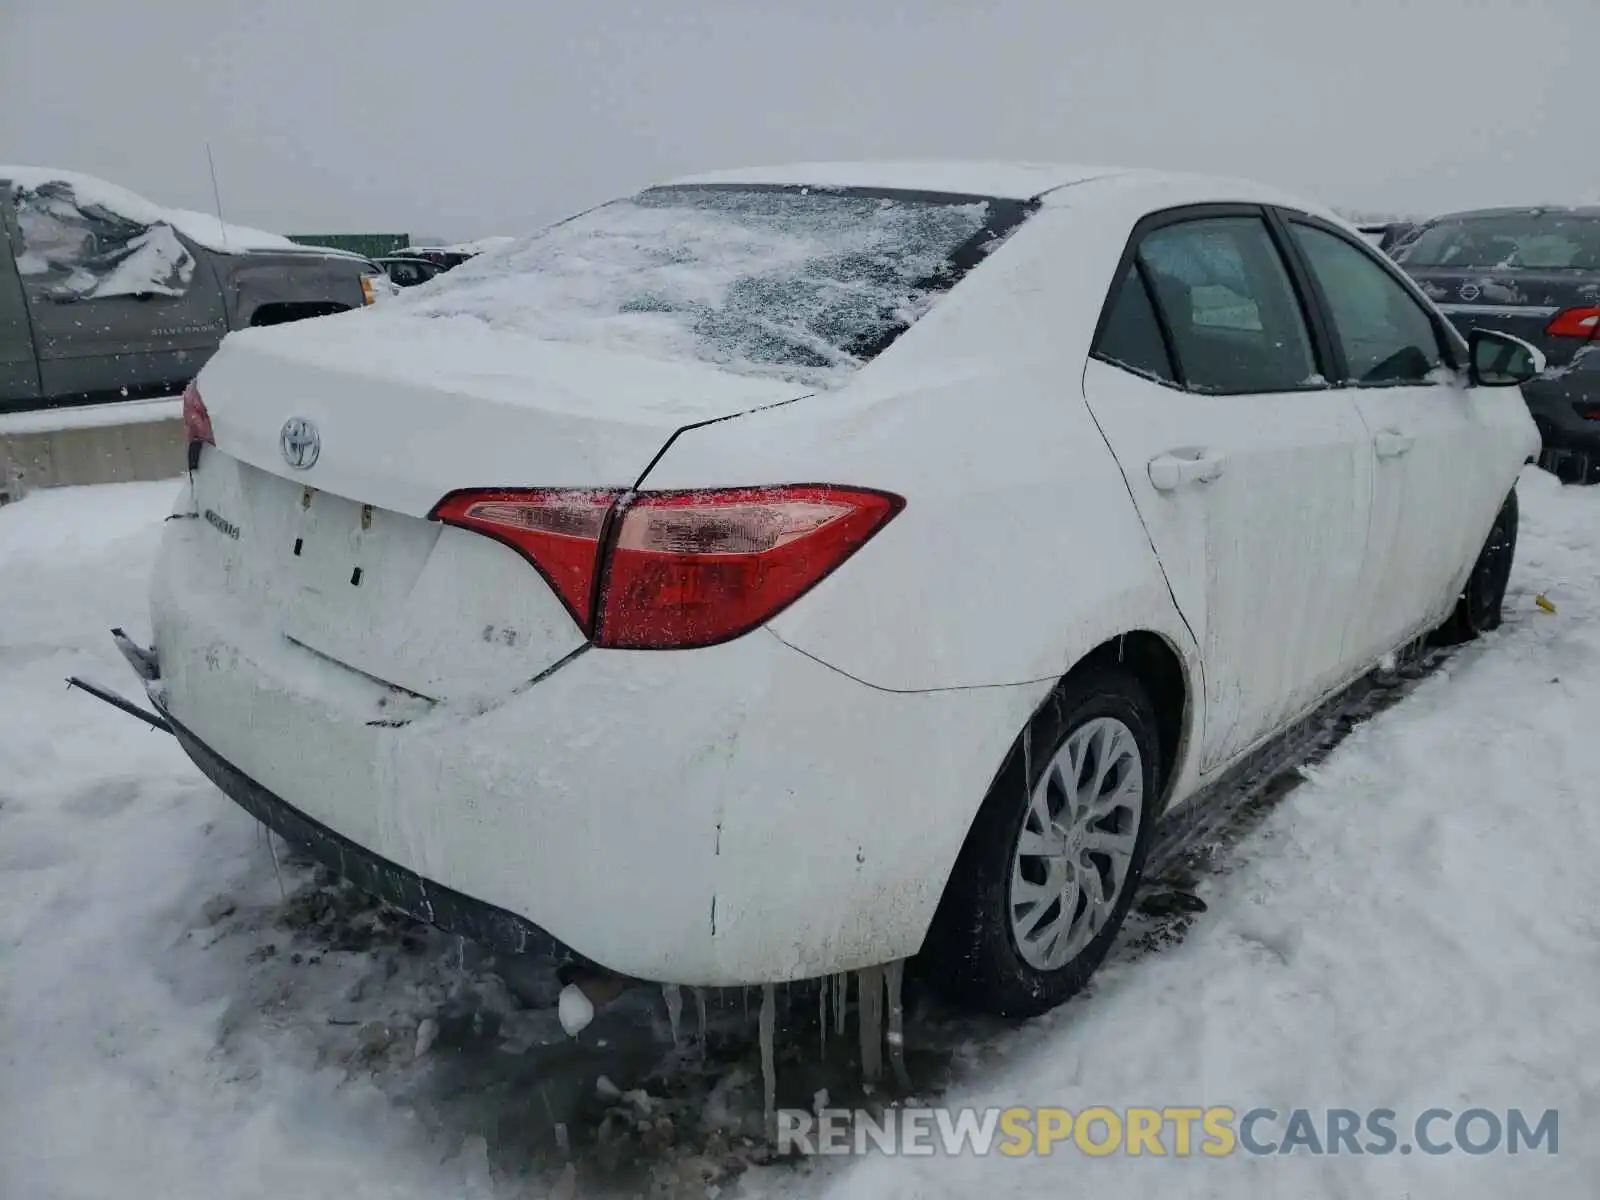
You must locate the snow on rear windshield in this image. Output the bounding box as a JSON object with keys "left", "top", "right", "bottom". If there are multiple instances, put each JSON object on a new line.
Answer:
{"left": 395, "top": 187, "right": 1014, "bottom": 387}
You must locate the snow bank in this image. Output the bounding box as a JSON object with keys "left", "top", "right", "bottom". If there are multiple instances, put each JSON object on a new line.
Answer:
{"left": 2, "top": 165, "right": 299, "bottom": 253}
{"left": 0, "top": 395, "right": 181, "bottom": 436}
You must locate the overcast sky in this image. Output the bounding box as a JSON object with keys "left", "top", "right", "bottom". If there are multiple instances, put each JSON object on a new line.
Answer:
{"left": 3, "top": 0, "right": 1593, "bottom": 240}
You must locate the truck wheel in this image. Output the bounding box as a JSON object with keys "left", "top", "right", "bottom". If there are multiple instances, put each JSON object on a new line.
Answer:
{"left": 1433, "top": 488, "right": 1518, "bottom": 646}
{"left": 925, "top": 667, "right": 1160, "bottom": 1017}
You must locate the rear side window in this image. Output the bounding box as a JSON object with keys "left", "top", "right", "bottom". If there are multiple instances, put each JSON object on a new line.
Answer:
{"left": 1136, "top": 217, "right": 1319, "bottom": 394}
{"left": 1094, "top": 265, "right": 1176, "bottom": 384}
{"left": 1290, "top": 222, "right": 1445, "bottom": 386}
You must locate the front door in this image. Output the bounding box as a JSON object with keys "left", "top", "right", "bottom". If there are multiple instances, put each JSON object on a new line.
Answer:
{"left": 1082, "top": 209, "right": 1375, "bottom": 774}
{"left": 1280, "top": 216, "right": 1518, "bottom": 657}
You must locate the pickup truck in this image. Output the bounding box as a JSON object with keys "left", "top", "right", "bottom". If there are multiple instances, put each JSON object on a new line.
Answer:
{"left": 2, "top": 167, "right": 385, "bottom": 413}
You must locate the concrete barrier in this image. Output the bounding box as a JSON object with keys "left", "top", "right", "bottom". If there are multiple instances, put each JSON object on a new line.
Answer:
{"left": 0, "top": 397, "right": 185, "bottom": 502}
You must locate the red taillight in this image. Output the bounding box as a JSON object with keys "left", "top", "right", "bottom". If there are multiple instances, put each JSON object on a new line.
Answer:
{"left": 1546, "top": 306, "right": 1600, "bottom": 340}
{"left": 431, "top": 484, "right": 903, "bottom": 649}
{"left": 181, "top": 382, "right": 214, "bottom": 445}
{"left": 596, "top": 485, "right": 902, "bottom": 648}
{"left": 431, "top": 489, "right": 621, "bottom": 631}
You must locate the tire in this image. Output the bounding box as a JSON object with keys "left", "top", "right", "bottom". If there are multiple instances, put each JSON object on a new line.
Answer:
{"left": 1432, "top": 488, "right": 1518, "bottom": 647}
{"left": 923, "top": 666, "right": 1161, "bottom": 1018}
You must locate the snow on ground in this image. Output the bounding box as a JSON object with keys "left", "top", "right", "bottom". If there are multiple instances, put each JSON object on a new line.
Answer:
{"left": 0, "top": 482, "right": 517, "bottom": 1200}
{"left": 0, "top": 395, "right": 182, "bottom": 437}
{"left": 819, "top": 467, "right": 1600, "bottom": 1199}
{"left": 2, "top": 469, "right": 1599, "bottom": 1198}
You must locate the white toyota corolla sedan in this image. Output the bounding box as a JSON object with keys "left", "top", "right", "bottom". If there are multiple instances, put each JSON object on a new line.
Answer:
{"left": 125, "top": 162, "right": 1542, "bottom": 1017}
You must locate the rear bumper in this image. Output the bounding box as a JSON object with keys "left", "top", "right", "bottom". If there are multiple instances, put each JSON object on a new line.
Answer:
{"left": 148, "top": 514, "right": 1049, "bottom": 986}
{"left": 159, "top": 700, "right": 577, "bottom": 962}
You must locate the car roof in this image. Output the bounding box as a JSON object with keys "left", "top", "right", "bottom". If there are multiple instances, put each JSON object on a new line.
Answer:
{"left": 656, "top": 161, "right": 1338, "bottom": 218}
{"left": 661, "top": 160, "right": 1138, "bottom": 200}
{"left": 1420, "top": 205, "right": 1600, "bottom": 223}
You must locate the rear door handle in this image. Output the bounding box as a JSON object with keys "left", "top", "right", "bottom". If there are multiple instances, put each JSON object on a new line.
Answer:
{"left": 1148, "top": 449, "right": 1227, "bottom": 492}
{"left": 1374, "top": 429, "right": 1415, "bottom": 459}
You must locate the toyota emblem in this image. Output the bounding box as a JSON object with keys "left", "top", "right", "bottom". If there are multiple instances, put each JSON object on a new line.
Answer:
{"left": 280, "top": 417, "right": 321, "bottom": 471}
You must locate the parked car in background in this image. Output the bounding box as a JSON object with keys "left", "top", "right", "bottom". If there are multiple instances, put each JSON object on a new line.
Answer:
{"left": 129, "top": 162, "right": 1542, "bottom": 1019}
{"left": 375, "top": 255, "right": 448, "bottom": 288}
{"left": 1, "top": 167, "right": 384, "bottom": 412}
{"left": 393, "top": 246, "right": 475, "bottom": 271}
{"left": 1394, "top": 206, "right": 1600, "bottom": 481}
{"left": 395, "top": 237, "right": 516, "bottom": 273}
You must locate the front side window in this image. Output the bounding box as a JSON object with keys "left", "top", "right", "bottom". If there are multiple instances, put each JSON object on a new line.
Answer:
{"left": 1135, "top": 216, "right": 1319, "bottom": 394}
{"left": 397, "top": 186, "right": 1034, "bottom": 388}
{"left": 11, "top": 180, "right": 194, "bottom": 301}
{"left": 1290, "top": 223, "right": 1445, "bottom": 386}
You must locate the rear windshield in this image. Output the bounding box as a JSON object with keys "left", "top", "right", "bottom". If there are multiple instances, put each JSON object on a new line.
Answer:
{"left": 1397, "top": 213, "right": 1600, "bottom": 270}
{"left": 396, "top": 186, "right": 1032, "bottom": 387}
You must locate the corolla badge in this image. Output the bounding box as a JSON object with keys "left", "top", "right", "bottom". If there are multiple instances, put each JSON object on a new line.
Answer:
{"left": 280, "top": 417, "right": 321, "bottom": 470}
{"left": 1458, "top": 282, "right": 1482, "bottom": 302}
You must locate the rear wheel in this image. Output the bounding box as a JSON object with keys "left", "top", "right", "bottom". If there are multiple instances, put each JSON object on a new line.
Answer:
{"left": 1433, "top": 488, "right": 1518, "bottom": 646}
{"left": 924, "top": 667, "right": 1161, "bottom": 1017}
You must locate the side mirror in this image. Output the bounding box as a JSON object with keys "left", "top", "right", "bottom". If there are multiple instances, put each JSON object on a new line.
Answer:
{"left": 1468, "top": 328, "right": 1545, "bottom": 387}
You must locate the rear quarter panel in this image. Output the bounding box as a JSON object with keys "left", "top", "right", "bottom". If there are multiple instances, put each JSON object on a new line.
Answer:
{"left": 638, "top": 204, "right": 1198, "bottom": 699}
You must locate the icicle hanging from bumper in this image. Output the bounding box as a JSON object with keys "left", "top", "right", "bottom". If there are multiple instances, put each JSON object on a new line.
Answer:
{"left": 662, "top": 983, "right": 683, "bottom": 1049}
{"left": 759, "top": 982, "right": 777, "bottom": 1141}
{"left": 857, "top": 964, "right": 885, "bottom": 1085}
{"left": 885, "top": 959, "right": 910, "bottom": 1090}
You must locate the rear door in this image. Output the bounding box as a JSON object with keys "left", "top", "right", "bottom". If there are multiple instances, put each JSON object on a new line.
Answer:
{"left": 11, "top": 177, "right": 226, "bottom": 402}
{"left": 1279, "top": 214, "right": 1513, "bottom": 659}
{"left": 1081, "top": 206, "right": 1375, "bottom": 775}
{"left": 0, "top": 193, "right": 42, "bottom": 409}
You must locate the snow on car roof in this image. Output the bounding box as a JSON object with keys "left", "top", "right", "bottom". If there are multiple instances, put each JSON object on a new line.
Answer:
{"left": 661, "top": 161, "right": 1129, "bottom": 201}
{"left": 0, "top": 165, "right": 300, "bottom": 254}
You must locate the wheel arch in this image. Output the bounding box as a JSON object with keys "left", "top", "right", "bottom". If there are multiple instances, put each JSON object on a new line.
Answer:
{"left": 920, "top": 628, "right": 1195, "bottom": 951}
{"left": 1075, "top": 630, "right": 1193, "bottom": 809}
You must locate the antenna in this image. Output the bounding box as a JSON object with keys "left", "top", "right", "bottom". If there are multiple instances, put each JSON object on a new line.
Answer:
{"left": 204, "top": 143, "right": 228, "bottom": 249}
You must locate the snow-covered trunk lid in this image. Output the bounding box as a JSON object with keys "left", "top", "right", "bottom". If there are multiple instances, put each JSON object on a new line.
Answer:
{"left": 199, "top": 314, "right": 808, "bottom": 517}
{"left": 188, "top": 314, "right": 806, "bottom": 700}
